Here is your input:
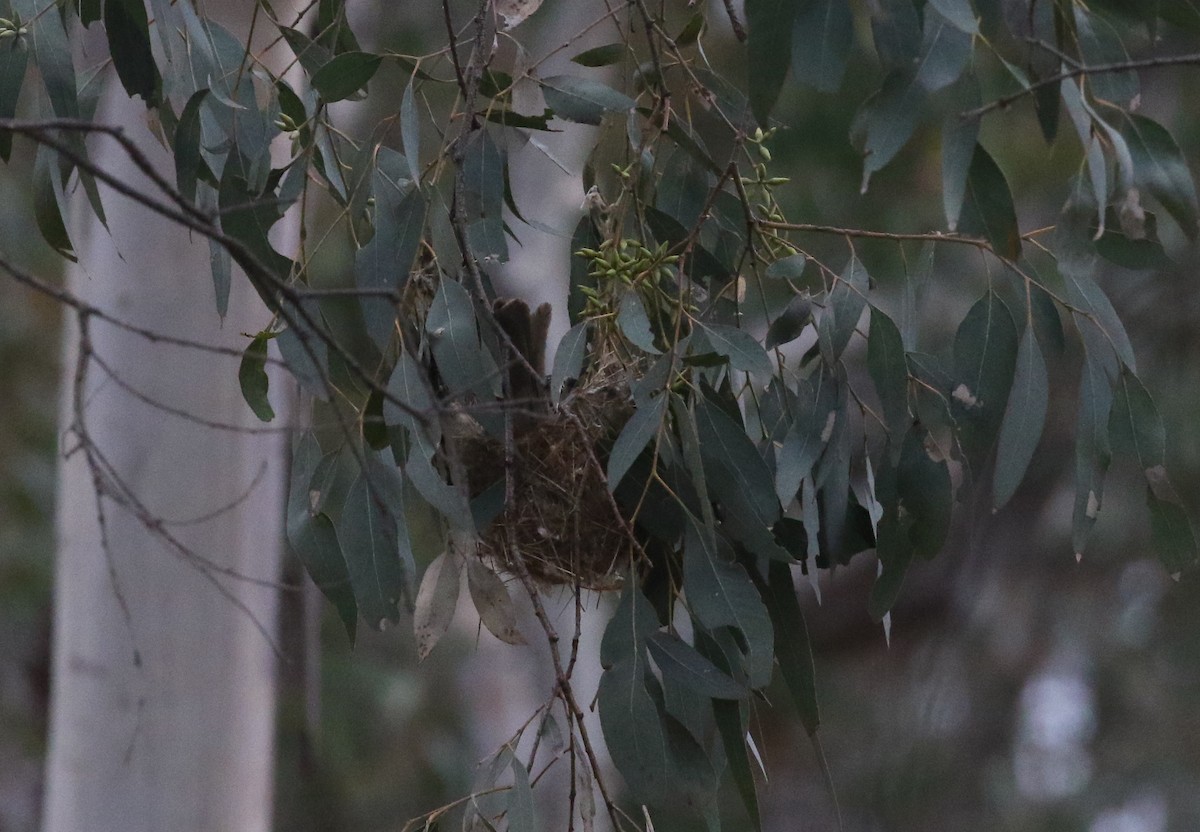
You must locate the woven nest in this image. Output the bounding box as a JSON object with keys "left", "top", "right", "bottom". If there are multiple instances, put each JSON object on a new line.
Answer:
{"left": 464, "top": 363, "right": 638, "bottom": 591}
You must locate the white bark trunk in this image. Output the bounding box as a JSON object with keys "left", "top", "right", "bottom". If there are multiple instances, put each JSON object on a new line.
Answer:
{"left": 42, "top": 19, "right": 296, "bottom": 832}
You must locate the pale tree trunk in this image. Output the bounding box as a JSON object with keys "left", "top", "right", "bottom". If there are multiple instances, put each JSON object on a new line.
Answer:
{"left": 41, "top": 10, "right": 298, "bottom": 832}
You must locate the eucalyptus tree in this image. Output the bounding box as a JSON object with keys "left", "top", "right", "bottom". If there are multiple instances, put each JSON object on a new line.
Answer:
{"left": 3, "top": 0, "right": 1199, "bottom": 830}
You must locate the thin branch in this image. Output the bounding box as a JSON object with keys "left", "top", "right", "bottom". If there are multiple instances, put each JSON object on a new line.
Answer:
{"left": 961, "top": 52, "right": 1200, "bottom": 122}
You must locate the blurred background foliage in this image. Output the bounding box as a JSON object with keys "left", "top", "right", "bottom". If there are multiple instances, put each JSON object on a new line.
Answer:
{"left": 4, "top": 2, "right": 1200, "bottom": 831}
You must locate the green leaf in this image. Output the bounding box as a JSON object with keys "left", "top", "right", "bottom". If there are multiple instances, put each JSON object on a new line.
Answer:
{"left": 714, "top": 699, "right": 762, "bottom": 830}
{"left": 745, "top": 0, "right": 797, "bottom": 124}
{"left": 1075, "top": 6, "right": 1137, "bottom": 107}
{"left": 927, "top": 0, "right": 978, "bottom": 33}
{"left": 286, "top": 433, "right": 357, "bottom": 642}
{"left": 648, "top": 632, "right": 748, "bottom": 700}
{"left": 871, "top": 0, "right": 922, "bottom": 69}
{"left": 238, "top": 332, "right": 275, "bottom": 422}
{"left": 993, "top": 326, "right": 1048, "bottom": 510}
{"left": 1109, "top": 370, "right": 1165, "bottom": 471}
{"left": 897, "top": 426, "right": 953, "bottom": 558}
{"left": 676, "top": 12, "right": 705, "bottom": 46}
{"left": 698, "top": 323, "right": 772, "bottom": 375}
{"left": 540, "top": 75, "right": 634, "bottom": 124}
{"left": 1093, "top": 209, "right": 1169, "bottom": 270}
{"left": 765, "top": 253, "right": 807, "bottom": 280}
{"left": 1060, "top": 265, "right": 1137, "bottom": 371}
{"left": 791, "top": 0, "right": 853, "bottom": 93}
{"left": 173, "top": 90, "right": 208, "bottom": 204}
{"left": 105, "top": 0, "right": 161, "bottom": 105}
{"left": 684, "top": 521, "right": 775, "bottom": 688}
{"left": 852, "top": 69, "right": 925, "bottom": 191}
{"left": 462, "top": 128, "right": 507, "bottom": 262}
{"left": 598, "top": 658, "right": 672, "bottom": 807}
{"left": 601, "top": 584, "right": 661, "bottom": 667}
{"left": 337, "top": 457, "right": 407, "bottom": 630}
{"left": 867, "top": 307, "right": 910, "bottom": 444}
{"left": 959, "top": 143, "right": 1021, "bottom": 260}
{"left": 1072, "top": 347, "right": 1113, "bottom": 559}
{"left": 765, "top": 561, "right": 819, "bottom": 734}
{"left": 915, "top": 7, "right": 973, "bottom": 92}
{"left": 311, "top": 51, "right": 381, "bottom": 102}
{"left": 952, "top": 291, "right": 1019, "bottom": 473}
{"left": 400, "top": 80, "right": 421, "bottom": 183}
{"left": 1147, "top": 479, "right": 1199, "bottom": 576}
{"left": 571, "top": 42, "right": 626, "bottom": 67}
{"left": 14, "top": 0, "right": 78, "bottom": 120}
{"left": 278, "top": 25, "right": 334, "bottom": 78}
{"left": 775, "top": 369, "right": 839, "bottom": 504}
{"left": 507, "top": 759, "right": 536, "bottom": 832}
{"left": 818, "top": 257, "right": 869, "bottom": 362}
{"left": 384, "top": 349, "right": 438, "bottom": 444}
{"left": 355, "top": 181, "right": 425, "bottom": 351}
{"left": 426, "top": 279, "right": 493, "bottom": 398}
{"left": 551, "top": 321, "right": 589, "bottom": 404}
{"left": 0, "top": 27, "right": 28, "bottom": 161}
{"left": 607, "top": 393, "right": 666, "bottom": 492}
{"left": 942, "top": 116, "right": 979, "bottom": 231}
{"left": 766, "top": 293, "right": 813, "bottom": 348}
{"left": 1116, "top": 112, "right": 1200, "bottom": 240}
{"left": 617, "top": 290, "right": 661, "bottom": 354}
{"left": 695, "top": 396, "right": 790, "bottom": 561}
{"left": 33, "top": 144, "right": 74, "bottom": 261}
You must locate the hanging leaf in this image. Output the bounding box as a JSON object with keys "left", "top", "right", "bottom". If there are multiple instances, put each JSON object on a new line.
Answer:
{"left": 775, "top": 369, "right": 840, "bottom": 504}
{"left": 507, "top": 759, "right": 536, "bottom": 832}
{"left": 1146, "top": 472, "right": 1199, "bottom": 576}
{"left": 466, "top": 560, "right": 526, "bottom": 645}
{"left": 1109, "top": 370, "right": 1165, "bottom": 471}
{"left": 33, "top": 145, "right": 74, "bottom": 261}
{"left": 766, "top": 293, "right": 813, "bottom": 348}
{"left": 818, "top": 257, "right": 869, "bottom": 362}
{"left": 941, "top": 115, "right": 979, "bottom": 231}
{"left": 1073, "top": 348, "right": 1114, "bottom": 559}
{"left": 698, "top": 323, "right": 773, "bottom": 375}
{"left": 927, "top": 0, "right": 978, "bottom": 33}
{"left": 540, "top": 75, "right": 635, "bottom": 124}
{"left": 714, "top": 698, "right": 762, "bottom": 830}
{"left": 356, "top": 182, "right": 426, "bottom": 351}
{"left": 1116, "top": 112, "right": 1200, "bottom": 240}
{"left": 959, "top": 143, "right": 1021, "bottom": 260}
{"left": 286, "top": 433, "right": 357, "bottom": 642}
{"left": 400, "top": 79, "right": 421, "bottom": 183}
{"left": 0, "top": 25, "right": 27, "bottom": 162}
{"left": 867, "top": 307, "right": 910, "bottom": 444}
{"left": 551, "top": 321, "right": 589, "bottom": 404}
{"left": 852, "top": 69, "right": 925, "bottom": 192}
{"left": 695, "top": 396, "right": 790, "bottom": 561}
{"left": 915, "top": 7, "right": 973, "bottom": 92}
{"left": 684, "top": 522, "right": 775, "bottom": 688}
{"left": 744, "top": 0, "right": 797, "bottom": 124}
{"left": 412, "top": 552, "right": 461, "bottom": 660}
{"left": 571, "top": 42, "right": 626, "bottom": 67}
{"left": 426, "top": 279, "right": 494, "bottom": 397}
{"left": 897, "top": 426, "right": 953, "bottom": 558}
{"left": 238, "top": 332, "right": 275, "bottom": 422}
{"left": 647, "top": 632, "right": 748, "bottom": 700}
{"left": 105, "top": 0, "right": 161, "bottom": 106}
{"left": 765, "top": 253, "right": 807, "bottom": 280}
{"left": 617, "top": 290, "right": 662, "bottom": 354}
{"left": 311, "top": 51, "right": 382, "bottom": 102}
{"left": 993, "top": 326, "right": 1049, "bottom": 510}
{"left": 764, "top": 561, "right": 820, "bottom": 735}
{"left": 607, "top": 393, "right": 666, "bottom": 491}
{"left": 337, "top": 458, "right": 407, "bottom": 630}
{"left": 952, "top": 291, "right": 1019, "bottom": 473}
{"left": 791, "top": 0, "right": 853, "bottom": 93}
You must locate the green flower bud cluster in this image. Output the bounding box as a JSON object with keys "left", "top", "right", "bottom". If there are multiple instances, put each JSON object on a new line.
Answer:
{"left": 574, "top": 237, "right": 679, "bottom": 317}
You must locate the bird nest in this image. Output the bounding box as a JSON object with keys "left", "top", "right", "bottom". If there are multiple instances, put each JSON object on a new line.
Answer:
{"left": 464, "top": 364, "right": 638, "bottom": 591}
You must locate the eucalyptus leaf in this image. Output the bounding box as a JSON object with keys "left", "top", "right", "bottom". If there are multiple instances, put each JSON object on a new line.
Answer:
{"left": 607, "top": 393, "right": 666, "bottom": 492}
{"left": 791, "top": 0, "right": 853, "bottom": 93}
{"left": 993, "top": 326, "right": 1049, "bottom": 510}
{"left": 238, "top": 332, "right": 275, "bottom": 422}
{"left": 745, "top": 0, "right": 797, "bottom": 124}
{"left": 311, "top": 51, "right": 382, "bottom": 102}
{"left": 466, "top": 560, "right": 526, "bottom": 645}
{"left": 540, "top": 75, "right": 634, "bottom": 124}
{"left": 952, "top": 291, "right": 1019, "bottom": 473}
{"left": 337, "top": 458, "right": 407, "bottom": 630}
{"left": 959, "top": 143, "right": 1021, "bottom": 260}
{"left": 647, "top": 631, "right": 749, "bottom": 700}
{"left": 551, "top": 321, "right": 589, "bottom": 404}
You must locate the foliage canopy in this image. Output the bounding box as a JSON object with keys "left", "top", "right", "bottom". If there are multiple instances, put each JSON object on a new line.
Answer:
{"left": 5, "top": 0, "right": 1200, "bottom": 828}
